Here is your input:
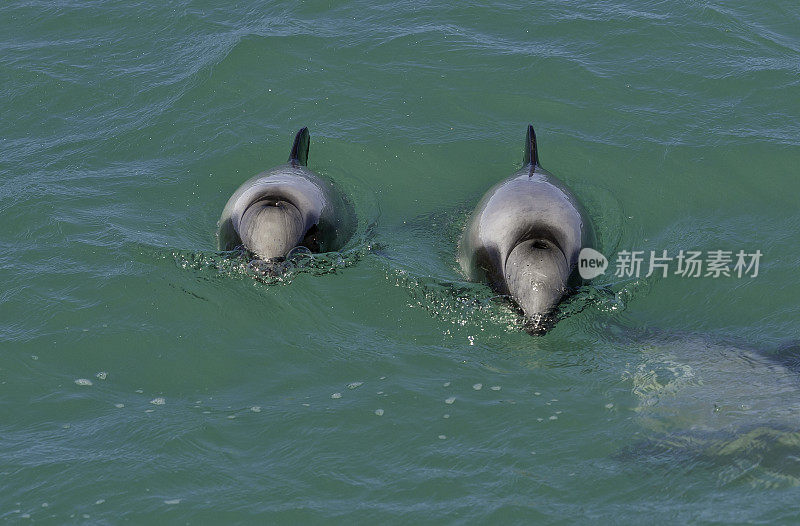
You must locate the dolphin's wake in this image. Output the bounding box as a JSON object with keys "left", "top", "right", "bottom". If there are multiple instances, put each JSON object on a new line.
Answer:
{"left": 172, "top": 240, "right": 375, "bottom": 286}
{"left": 385, "top": 266, "right": 627, "bottom": 334}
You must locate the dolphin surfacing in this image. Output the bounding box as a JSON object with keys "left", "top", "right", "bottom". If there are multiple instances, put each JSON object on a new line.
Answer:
{"left": 217, "top": 127, "right": 354, "bottom": 261}
{"left": 458, "top": 124, "right": 595, "bottom": 333}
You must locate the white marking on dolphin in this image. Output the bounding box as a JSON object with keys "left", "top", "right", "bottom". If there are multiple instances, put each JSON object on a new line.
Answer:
{"left": 458, "top": 124, "right": 595, "bottom": 333}
{"left": 217, "top": 127, "right": 354, "bottom": 261}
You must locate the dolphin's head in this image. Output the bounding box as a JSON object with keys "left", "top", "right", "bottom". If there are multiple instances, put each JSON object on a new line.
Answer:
{"left": 238, "top": 197, "right": 307, "bottom": 260}
{"left": 503, "top": 237, "right": 570, "bottom": 333}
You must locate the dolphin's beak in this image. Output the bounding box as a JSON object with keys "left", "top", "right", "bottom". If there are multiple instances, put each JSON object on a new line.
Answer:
{"left": 504, "top": 238, "right": 569, "bottom": 332}
{"left": 239, "top": 198, "right": 306, "bottom": 260}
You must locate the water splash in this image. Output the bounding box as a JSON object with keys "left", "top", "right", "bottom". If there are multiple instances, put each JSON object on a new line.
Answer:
{"left": 387, "top": 263, "right": 633, "bottom": 334}
{"left": 386, "top": 267, "right": 520, "bottom": 332}
{"left": 171, "top": 230, "right": 379, "bottom": 286}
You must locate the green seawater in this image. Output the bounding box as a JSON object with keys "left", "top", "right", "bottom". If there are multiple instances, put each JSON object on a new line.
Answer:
{"left": 2, "top": 0, "right": 799, "bottom": 522}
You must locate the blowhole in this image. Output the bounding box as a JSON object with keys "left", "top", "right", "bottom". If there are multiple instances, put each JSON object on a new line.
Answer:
{"left": 531, "top": 240, "right": 550, "bottom": 250}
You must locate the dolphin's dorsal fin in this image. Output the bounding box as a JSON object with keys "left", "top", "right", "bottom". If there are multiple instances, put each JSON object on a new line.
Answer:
{"left": 289, "top": 127, "right": 310, "bottom": 167}
{"left": 523, "top": 124, "right": 540, "bottom": 170}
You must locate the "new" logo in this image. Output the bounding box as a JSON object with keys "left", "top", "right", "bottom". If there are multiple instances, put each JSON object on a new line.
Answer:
{"left": 578, "top": 247, "right": 608, "bottom": 280}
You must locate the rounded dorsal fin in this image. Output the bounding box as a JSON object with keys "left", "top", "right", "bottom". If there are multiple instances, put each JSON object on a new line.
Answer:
{"left": 289, "top": 127, "right": 310, "bottom": 167}
{"left": 522, "top": 124, "right": 540, "bottom": 169}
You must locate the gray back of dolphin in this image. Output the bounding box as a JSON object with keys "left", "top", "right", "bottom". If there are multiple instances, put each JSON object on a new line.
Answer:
{"left": 217, "top": 127, "right": 355, "bottom": 260}
{"left": 458, "top": 125, "right": 594, "bottom": 332}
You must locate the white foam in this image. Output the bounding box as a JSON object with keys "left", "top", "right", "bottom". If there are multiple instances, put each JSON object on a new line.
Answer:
{"left": 74, "top": 378, "right": 93, "bottom": 386}
{"left": 472, "top": 383, "right": 482, "bottom": 390}
{"left": 164, "top": 499, "right": 180, "bottom": 505}
{"left": 445, "top": 396, "right": 455, "bottom": 404}
{"left": 150, "top": 397, "right": 165, "bottom": 405}
{"left": 331, "top": 392, "right": 342, "bottom": 399}
{"left": 374, "top": 409, "right": 384, "bottom": 416}
{"left": 491, "top": 386, "right": 501, "bottom": 391}
{"left": 96, "top": 371, "right": 108, "bottom": 380}
{"left": 250, "top": 406, "right": 261, "bottom": 413}
{"left": 347, "top": 382, "right": 363, "bottom": 390}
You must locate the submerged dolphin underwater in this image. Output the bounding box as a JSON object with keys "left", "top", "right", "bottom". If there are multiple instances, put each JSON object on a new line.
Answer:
{"left": 459, "top": 125, "right": 595, "bottom": 333}
{"left": 218, "top": 127, "right": 355, "bottom": 261}
{"left": 616, "top": 333, "right": 800, "bottom": 486}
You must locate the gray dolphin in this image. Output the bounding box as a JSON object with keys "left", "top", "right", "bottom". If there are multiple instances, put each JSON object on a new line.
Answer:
{"left": 217, "top": 127, "right": 354, "bottom": 260}
{"left": 458, "top": 124, "right": 595, "bottom": 332}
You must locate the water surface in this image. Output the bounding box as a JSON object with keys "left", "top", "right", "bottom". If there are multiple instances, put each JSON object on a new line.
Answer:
{"left": 2, "top": 0, "right": 799, "bottom": 522}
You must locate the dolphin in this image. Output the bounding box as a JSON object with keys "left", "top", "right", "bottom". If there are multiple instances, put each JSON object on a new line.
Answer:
{"left": 615, "top": 333, "right": 800, "bottom": 486}
{"left": 458, "top": 124, "right": 594, "bottom": 332}
{"left": 217, "top": 127, "right": 354, "bottom": 260}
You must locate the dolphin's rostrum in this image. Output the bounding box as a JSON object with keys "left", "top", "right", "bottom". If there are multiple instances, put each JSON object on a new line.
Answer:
{"left": 458, "top": 124, "right": 595, "bottom": 333}
{"left": 218, "top": 127, "right": 354, "bottom": 260}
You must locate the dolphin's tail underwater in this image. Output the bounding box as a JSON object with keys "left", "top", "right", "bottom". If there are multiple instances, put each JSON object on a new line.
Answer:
{"left": 289, "top": 126, "right": 310, "bottom": 167}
